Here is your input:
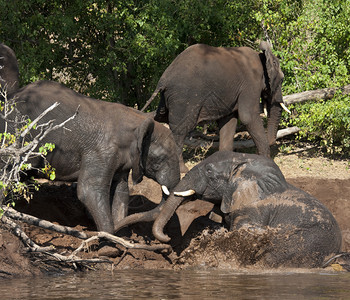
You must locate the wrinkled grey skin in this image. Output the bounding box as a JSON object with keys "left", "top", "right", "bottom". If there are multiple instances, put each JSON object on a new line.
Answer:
{"left": 0, "top": 43, "right": 20, "bottom": 94}
{"left": 1, "top": 80, "right": 180, "bottom": 233}
{"left": 152, "top": 151, "right": 342, "bottom": 267}
{"left": 142, "top": 42, "right": 284, "bottom": 172}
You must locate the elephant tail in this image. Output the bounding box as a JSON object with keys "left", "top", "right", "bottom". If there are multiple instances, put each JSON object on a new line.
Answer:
{"left": 114, "top": 201, "right": 164, "bottom": 234}
{"left": 141, "top": 86, "right": 163, "bottom": 112}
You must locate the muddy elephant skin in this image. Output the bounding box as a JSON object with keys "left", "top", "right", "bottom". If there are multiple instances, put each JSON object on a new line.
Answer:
{"left": 142, "top": 42, "right": 286, "bottom": 172}
{"left": 153, "top": 151, "right": 342, "bottom": 267}
{"left": 1, "top": 80, "right": 180, "bottom": 233}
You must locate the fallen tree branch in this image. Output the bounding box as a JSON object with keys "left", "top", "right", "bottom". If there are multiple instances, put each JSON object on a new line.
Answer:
{"left": 1, "top": 205, "right": 171, "bottom": 251}
{"left": 0, "top": 206, "right": 172, "bottom": 271}
{"left": 95, "top": 231, "right": 172, "bottom": 251}
{"left": 42, "top": 250, "right": 112, "bottom": 266}
{"left": 1, "top": 214, "right": 53, "bottom": 252}
{"left": 283, "top": 84, "right": 350, "bottom": 105}
{"left": 276, "top": 126, "right": 301, "bottom": 139}
{"left": 2, "top": 206, "right": 88, "bottom": 239}
{"left": 184, "top": 126, "right": 300, "bottom": 150}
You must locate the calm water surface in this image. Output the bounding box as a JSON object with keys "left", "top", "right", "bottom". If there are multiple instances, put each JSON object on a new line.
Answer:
{"left": 1, "top": 269, "right": 350, "bottom": 299}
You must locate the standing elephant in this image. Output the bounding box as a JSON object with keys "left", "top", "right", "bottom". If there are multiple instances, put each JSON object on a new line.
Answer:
{"left": 151, "top": 151, "right": 342, "bottom": 267}
{"left": 142, "top": 41, "right": 289, "bottom": 172}
{"left": 0, "top": 42, "right": 20, "bottom": 94}
{"left": 1, "top": 80, "right": 180, "bottom": 233}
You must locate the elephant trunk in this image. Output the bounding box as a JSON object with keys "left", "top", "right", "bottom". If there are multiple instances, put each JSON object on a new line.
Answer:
{"left": 152, "top": 194, "right": 185, "bottom": 242}
{"left": 267, "top": 100, "right": 283, "bottom": 146}
{"left": 114, "top": 201, "right": 165, "bottom": 234}
{"left": 152, "top": 169, "right": 201, "bottom": 242}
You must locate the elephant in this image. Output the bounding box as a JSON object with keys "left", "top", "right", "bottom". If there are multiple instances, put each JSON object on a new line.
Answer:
{"left": 1, "top": 80, "right": 180, "bottom": 233}
{"left": 0, "top": 42, "right": 20, "bottom": 95}
{"left": 141, "top": 41, "right": 289, "bottom": 173}
{"left": 142, "top": 151, "right": 340, "bottom": 267}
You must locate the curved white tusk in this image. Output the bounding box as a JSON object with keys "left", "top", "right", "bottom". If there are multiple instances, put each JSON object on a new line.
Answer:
{"left": 280, "top": 102, "right": 291, "bottom": 114}
{"left": 263, "top": 106, "right": 268, "bottom": 117}
{"left": 174, "top": 189, "right": 196, "bottom": 197}
{"left": 161, "top": 185, "right": 170, "bottom": 196}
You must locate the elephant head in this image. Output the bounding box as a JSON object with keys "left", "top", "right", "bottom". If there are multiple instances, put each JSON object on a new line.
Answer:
{"left": 0, "top": 43, "right": 20, "bottom": 95}
{"left": 131, "top": 117, "right": 180, "bottom": 193}
{"left": 259, "top": 41, "right": 287, "bottom": 146}
{"left": 152, "top": 151, "right": 288, "bottom": 242}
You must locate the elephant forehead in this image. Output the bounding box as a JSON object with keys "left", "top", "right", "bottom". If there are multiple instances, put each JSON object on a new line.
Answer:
{"left": 153, "top": 123, "right": 177, "bottom": 147}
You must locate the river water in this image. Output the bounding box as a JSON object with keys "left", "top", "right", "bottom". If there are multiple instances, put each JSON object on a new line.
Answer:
{"left": 1, "top": 269, "right": 350, "bottom": 299}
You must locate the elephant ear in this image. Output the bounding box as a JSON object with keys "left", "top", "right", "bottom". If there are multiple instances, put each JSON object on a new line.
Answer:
{"left": 220, "top": 178, "right": 260, "bottom": 214}
{"left": 131, "top": 118, "right": 154, "bottom": 184}
{"left": 260, "top": 41, "right": 282, "bottom": 93}
{"left": 220, "top": 161, "right": 258, "bottom": 214}
{"left": 220, "top": 158, "right": 288, "bottom": 214}
{"left": 247, "top": 159, "right": 288, "bottom": 197}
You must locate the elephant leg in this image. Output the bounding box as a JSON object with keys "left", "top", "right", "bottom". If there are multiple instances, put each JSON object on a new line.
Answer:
{"left": 172, "top": 133, "right": 188, "bottom": 173}
{"left": 246, "top": 120, "right": 270, "bottom": 157}
{"left": 110, "top": 172, "right": 130, "bottom": 225}
{"left": 238, "top": 95, "right": 270, "bottom": 157}
{"left": 218, "top": 115, "right": 238, "bottom": 151}
{"left": 169, "top": 111, "right": 198, "bottom": 173}
{"left": 77, "top": 160, "right": 114, "bottom": 233}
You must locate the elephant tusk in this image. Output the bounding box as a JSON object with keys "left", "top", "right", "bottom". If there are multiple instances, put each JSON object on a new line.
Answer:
{"left": 161, "top": 185, "right": 170, "bottom": 196}
{"left": 280, "top": 102, "right": 291, "bottom": 114}
{"left": 263, "top": 106, "right": 268, "bottom": 117}
{"left": 174, "top": 189, "right": 196, "bottom": 197}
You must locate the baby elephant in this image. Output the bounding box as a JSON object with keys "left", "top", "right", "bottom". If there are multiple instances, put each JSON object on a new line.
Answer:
{"left": 152, "top": 151, "right": 342, "bottom": 267}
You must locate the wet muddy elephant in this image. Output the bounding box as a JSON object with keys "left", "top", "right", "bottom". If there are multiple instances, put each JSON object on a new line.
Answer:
{"left": 142, "top": 41, "right": 288, "bottom": 172}
{"left": 0, "top": 42, "right": 20, "bottom": 94}
{"left": 1, "top": 80, "right": 180, "bottom": 233}
{"left": 150, "top": 151, "right": 342, "bottom": 267}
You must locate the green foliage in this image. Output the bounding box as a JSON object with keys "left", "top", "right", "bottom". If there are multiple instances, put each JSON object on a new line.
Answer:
{"left": 286, "top": 94, "right": 350, "bottom": 154}
{"left": 0, "top": 0, "right": 265, "bottom": 107}
{"left": 275, "top": 0, "right": 350, "bottom": 94}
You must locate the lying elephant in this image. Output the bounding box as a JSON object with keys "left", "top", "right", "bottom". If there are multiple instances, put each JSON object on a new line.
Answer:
{"left": 116, "top": 151, "right": 342, "bottom": 267}
{"left": 1, "top": 80, "right": 180, "bottom": 233}
{"left": 141, "top": 41, "right": 289, "bottom": 172}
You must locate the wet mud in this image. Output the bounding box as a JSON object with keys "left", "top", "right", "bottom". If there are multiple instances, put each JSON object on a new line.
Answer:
{"left": 0, "top": 176, "right": 349, "bottom": 278}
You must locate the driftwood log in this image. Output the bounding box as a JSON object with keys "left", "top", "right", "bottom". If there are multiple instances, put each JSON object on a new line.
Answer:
{"left": 283, "top": 84, "right": 350, "bottom": 105}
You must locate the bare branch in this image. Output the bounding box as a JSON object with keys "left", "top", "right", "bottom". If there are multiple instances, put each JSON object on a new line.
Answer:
{"left": 1, "top": 214, "right": 53, "bottom": 252}
{"left": 1, "top": 205, "right": 171, "bottom": 251}
{"left": 1, "top": 206, "right": 171, "bottom": 271}
{"left": 2, "top": 206, "right": 88, "bottom": 239}
{"left": 20, "top": 102, "right": 60, "bottom": 137}
{"left": 95, "top": 231, "right": 172, "bottom": 251}
{"left": 0, "top": 93, "right": 79, "bottom": 201}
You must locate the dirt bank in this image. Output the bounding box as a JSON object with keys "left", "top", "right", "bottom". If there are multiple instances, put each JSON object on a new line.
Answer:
{"left": 1, "top": 148, "right": 349, "bottom": 278}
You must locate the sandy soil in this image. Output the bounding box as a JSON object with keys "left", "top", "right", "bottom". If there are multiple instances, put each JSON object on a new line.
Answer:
{"left": 1, "top": 145, "right": 349, "bottom": 278}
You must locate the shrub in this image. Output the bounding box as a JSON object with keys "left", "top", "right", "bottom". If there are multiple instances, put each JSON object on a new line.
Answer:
{"left": 284, "top": 94, "right": 350, "bottom": 155}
